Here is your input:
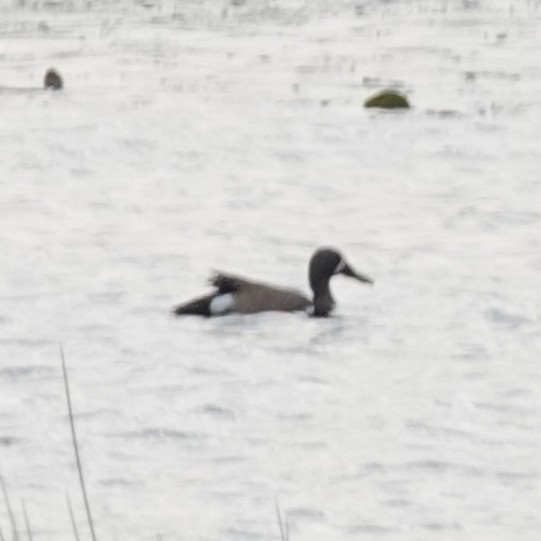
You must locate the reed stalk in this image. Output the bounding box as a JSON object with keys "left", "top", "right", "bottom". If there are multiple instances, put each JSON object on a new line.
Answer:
{"left": 60, "top": 346, "right": 97, "bottom": 541}
{"left": 21, "top": 500, "right": 33, "bottom": 541}
{"left": 0, "top": 472, "right": 19, "bottom": 541}
{"left": 66, "top": 494, "right": 81, "bottom": 541}
{"left": 274, "top": 500, "right": 289, "bottom": 541}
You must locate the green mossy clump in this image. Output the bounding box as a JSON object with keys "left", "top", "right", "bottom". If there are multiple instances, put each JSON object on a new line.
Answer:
{"left": 364, "top": 89, "right": 410, "bottom": 109}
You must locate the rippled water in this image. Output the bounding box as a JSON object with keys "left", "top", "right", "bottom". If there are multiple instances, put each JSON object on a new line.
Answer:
{"left": 1, "top": 0, "right": 540, "bottom": 539}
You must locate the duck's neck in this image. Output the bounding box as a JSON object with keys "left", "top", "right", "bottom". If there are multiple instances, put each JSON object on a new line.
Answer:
{"left": 311, "top": 283, "right": 335, "bottom": 317}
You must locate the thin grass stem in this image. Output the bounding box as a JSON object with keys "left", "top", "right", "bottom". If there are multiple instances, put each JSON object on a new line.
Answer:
{"left": 0, "top": 472, "right": 19, "bottom": 541}
{"left": 60, "top": 346, "right": 97, "bottom": 541}
{"left": 274, "top": 500, "right": 289, "bottom": 541}
{"left": 21, "top": 500, "right": 33, "bottom": 541}
{"left": 66, "top": 494, "right": 81, "bottom": 541}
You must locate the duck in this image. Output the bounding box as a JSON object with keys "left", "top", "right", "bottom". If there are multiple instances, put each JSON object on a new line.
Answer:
{"left": 172, "top": 247, "right": 373, "bottom": 317}
{"left": 44, "top": 68, "right": 63, "bottom": 90}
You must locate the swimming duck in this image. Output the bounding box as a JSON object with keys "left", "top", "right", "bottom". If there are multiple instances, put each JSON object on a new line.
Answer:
{"left": 44, "top": 68, "right": 63, "bottom": 90}
{"left": 173, "top": 247, "right": 373, "bottom": 317}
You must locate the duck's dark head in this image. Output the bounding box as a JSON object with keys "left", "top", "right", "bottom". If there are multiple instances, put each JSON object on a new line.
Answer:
{"left": 308, "top": 247, "right": 373, "bottom": 317}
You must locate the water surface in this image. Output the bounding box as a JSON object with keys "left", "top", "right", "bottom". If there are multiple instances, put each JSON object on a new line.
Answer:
{"left": 1, "top": 0, "right": 540, "bottom": 539}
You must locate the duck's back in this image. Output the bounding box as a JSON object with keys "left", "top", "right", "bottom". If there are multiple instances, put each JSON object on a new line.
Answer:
{"left": 212, "top": 272, "right": 311, "bottom": 314}
{"left": 173, "top": 272, "right": 311, "bottom": 317}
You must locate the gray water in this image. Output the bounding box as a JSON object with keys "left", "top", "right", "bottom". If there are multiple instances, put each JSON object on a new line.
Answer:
{"left": 1, "top": 0, "right": 540, "bottom": 539}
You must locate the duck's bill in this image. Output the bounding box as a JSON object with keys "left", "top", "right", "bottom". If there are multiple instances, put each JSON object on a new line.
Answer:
{"left": 341, "top": 263, "right": 374, "bottom": 285}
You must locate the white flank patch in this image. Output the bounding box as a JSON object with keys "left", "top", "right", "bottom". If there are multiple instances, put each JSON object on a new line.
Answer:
{"left": 209, "top": 293, "right": 235, "bottom": 314}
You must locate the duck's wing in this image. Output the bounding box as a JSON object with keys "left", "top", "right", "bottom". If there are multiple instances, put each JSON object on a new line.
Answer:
{"left": 174, "top": 272, "right": 312, "bottom": 317}
{"left": 210, "top": 272, "right": 255, "bottom": 293}
{"left": 172, "top": 272, "right": 249, "bottom": 317}
{"left": 211, "top": 272, "right": 311, "bottom": 314}
{"left": 234, "top": 285, "right": 311, "bottom": 314}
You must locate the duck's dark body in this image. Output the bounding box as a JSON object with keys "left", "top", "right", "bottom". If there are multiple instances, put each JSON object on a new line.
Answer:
{"left": 173, "top": 248, "right": 373, "bottom": 318}
{"left": 173, "top": 273, "right": 311, "bottom": 316}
